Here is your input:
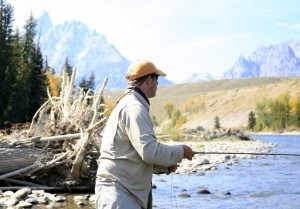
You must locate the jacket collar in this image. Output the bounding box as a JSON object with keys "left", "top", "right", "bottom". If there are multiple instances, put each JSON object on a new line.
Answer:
{"left": 127, "top": 86, "right": 150, "bottom": 105}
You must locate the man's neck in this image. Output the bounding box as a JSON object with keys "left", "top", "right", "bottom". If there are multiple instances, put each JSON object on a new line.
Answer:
{"left": 133, "top": 87, "right": 150, "bottom": 105}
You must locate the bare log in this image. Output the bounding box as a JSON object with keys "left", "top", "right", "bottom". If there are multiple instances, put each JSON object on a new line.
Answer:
{"left": 0, "top": 163, "right": 41, "bottom": 180}
{"left": 2, "top": 178, "right": 45, "bottom": 187}
{"left": 40, "top": 133, "right": 81, "bottom": 142}
{"left": 0, "top": 148, "right": 42, "bottom": 174}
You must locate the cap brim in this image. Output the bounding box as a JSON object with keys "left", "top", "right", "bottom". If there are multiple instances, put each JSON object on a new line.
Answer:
{"left": 155, "top": 69, "right": 167, "bottom": 77}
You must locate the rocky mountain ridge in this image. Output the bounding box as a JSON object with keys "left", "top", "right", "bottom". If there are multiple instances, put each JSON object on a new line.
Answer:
{"left": 224, "top": 40, "right": 300, "bottom": 79}
{"left": 37, "top": 11, "right": 300, "bottom": 89}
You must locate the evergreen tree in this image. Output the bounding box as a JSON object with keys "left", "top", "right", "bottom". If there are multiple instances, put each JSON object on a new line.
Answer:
{"left": 247, "top": 111, "right": 256, "bottom": 130}
{"left": 0, "top": 0, "right": 14, "bottom": 126}
{"left": 27, "top": 45, "right": 48, "bottom": 120}
{"left": 79, "top": 77, "right": 88, "bottom": 93}
{"left": 63, "top": 57, "right": 73, "bottom": 77}
{"left": 4, "top": 29, "right": 26, "bottom": 123}
{"left": 87, "top": 72, "right": 95, "bottom": 93}
{"left": 79, "top": 72, "right": 95, "bottom": 95}
{"left": 20, "top": 13, "right": 47, "bottom": 121}
{"left": 214, "top": 116, "right": 221, "bottom": 129}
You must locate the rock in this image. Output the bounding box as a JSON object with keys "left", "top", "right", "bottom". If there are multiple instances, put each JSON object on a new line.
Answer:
{"left": 3, "top": 191, "right": 14, "bottom": 197}
{"left": 202, "top": 165, "right": 217, "bottom": 171}
{"left": 73, "top": 195, "right": 84, "bottom": 202}
{"left": 84, "top": 194, "right": 90, "bottom": 200}
{"left": 4, "top": 198, "right": 19, "bottom": 206}
{"left": 25, "top": 197, "right": 38, "bottom": 205}
{"left": 89, "top": 194, "right": 96, "bottom": 202}
{"left": 16, "top": 201, "right": 32, "bottom": 208}
{"left": 224, "top": 155, "right": 231, "bottom": 160}
{"left": 76, "top": 201, "right": 87, "bottom": 206}
{"left": 31, "top": 190, "right": 45, "bottom": 196}
{"left": 201, "top": 159, "right": 210, "bottom": 164}
{"left": 12, "top": 188, "right": 31, "bottom": 200}
{"left": 223, "top": 191, "right": 231, "bottom": 195}
{"left": 37, "top": 196, "right": 49, "bottom": 204}
{"left": 53, "top": 196, "right": 66, "bottom": 202}
{"left": 178, "top": 193, "right": 191, "bottom": 198}
{"left": 197, "top": 189, "right": 211, "bottom": 194}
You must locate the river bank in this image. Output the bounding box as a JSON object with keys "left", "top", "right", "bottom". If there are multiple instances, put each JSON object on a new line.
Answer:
{"left": 166, "top": 138, "right": 276, "bottom": 174}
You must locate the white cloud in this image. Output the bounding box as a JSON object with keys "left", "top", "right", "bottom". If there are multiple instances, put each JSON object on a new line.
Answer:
{"left": 289, "top": 24, "right": 300, "bottom": 29}
{"left": 275, "top": 22, "right": 288, "bottom": 27}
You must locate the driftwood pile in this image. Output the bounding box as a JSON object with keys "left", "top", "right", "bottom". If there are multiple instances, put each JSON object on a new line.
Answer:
{"left": 0, "top": 69, "right": 109, "bottom": 192}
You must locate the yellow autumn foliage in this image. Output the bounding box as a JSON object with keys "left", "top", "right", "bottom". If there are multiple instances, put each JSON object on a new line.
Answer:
{"left": 46, "top": 70, "right": 62, "bottom": 97}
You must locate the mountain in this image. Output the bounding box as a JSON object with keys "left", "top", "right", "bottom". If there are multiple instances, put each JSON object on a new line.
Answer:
{"left": 175, "top": 72, "right": 221, "bottom": 84}
{"left": 36, "top": 12, "right": 172, "bottom": 89}
{"left": 224, "top": 40, "right": 300, "bottom": 79}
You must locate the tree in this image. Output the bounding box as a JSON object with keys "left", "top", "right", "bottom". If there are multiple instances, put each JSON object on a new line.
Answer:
{"left": 290, "top": 92, "right": 300, "bottom": 127}
{"left": 27, "top": 44, "right": 48, "bottom": 119}
{"left": 87, "top": 72, "right": 95, "bottom": 93}
{"left": 214, "top": 116, "right": 220, "bottom": 129}
{"left": 4, "top": 29, "right": 26, "bottom": 123}
{"left": 254, "top": 100, "right": 271, "bottom": 131}
{"left": 46, "top": 69, "right": 61, "bottom": 97}
{"left": 0, "top": 0, "right": 15, "bottom": 126}
{"left": 247, "top": 111, "right": 256, "bottom": 130}
{"left": 63, "top": 57, "right": 73, "bottom": 77}
{"left": 163, "top": 102, "right": 174, "bottom": 119}
{"left": 18, "top": 13, "right": 48, "bottom": 122}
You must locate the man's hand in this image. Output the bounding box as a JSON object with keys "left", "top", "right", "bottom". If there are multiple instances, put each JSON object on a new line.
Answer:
{"left": 169, "top": 164, "right": 178, "bottom": 173}
{"left": 182, "top": 145, "right": 194, "bottom": 160}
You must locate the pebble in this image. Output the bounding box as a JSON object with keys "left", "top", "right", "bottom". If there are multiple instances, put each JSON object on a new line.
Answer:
{"left": 197, "top": 189, "right": 211, "bottom": 194}
{"left": 178, "top": 193, "right": 191, "bottom": 198}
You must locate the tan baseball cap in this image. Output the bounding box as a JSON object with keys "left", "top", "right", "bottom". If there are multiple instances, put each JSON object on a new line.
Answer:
{"left": 126, "top": 60, "right": 167, "bottom": 81}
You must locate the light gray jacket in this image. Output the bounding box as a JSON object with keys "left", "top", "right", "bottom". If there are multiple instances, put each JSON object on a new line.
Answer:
{"left": 96, "top": 89, "right": 184, "bottom": 208}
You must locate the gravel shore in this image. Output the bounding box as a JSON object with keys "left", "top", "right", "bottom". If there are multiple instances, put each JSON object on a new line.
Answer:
{"left": 165, "top": 138, "right": 276, "bottom": 174}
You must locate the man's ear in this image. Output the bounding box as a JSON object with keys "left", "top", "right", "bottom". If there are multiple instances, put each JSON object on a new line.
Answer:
{"left": 145, "top": 76, "right": 152, "bottom": 85}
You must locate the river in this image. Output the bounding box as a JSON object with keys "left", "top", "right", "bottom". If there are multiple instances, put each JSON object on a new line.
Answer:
{"left": 152, "top": 135, "right": 300, "bottom": 209}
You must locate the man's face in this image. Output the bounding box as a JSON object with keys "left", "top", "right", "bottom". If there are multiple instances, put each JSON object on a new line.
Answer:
{"left": 148, "top": 75, "right": 158, "bottom": 98}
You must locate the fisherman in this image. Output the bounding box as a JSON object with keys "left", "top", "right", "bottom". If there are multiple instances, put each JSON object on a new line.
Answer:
{"left": 95, "top": 60, "right": 195, "bottom": 209}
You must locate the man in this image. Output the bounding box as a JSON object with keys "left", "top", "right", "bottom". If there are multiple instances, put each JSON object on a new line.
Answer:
{"left": 95, "top": 60, "right": 194, "bottom": 209}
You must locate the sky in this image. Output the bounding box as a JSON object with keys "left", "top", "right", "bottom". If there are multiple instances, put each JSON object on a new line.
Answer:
{"left": 7, "top": 0, "right": 300, "bottom": 81}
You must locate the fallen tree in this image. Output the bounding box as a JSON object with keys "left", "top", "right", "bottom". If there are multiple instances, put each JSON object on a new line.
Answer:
{"left": 0, "top": 69, "right": 109, "bottom": 191}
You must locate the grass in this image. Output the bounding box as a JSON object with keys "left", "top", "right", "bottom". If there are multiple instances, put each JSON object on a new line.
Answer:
{"left": 107, "top": 77, "right": 300, "bottom": 130}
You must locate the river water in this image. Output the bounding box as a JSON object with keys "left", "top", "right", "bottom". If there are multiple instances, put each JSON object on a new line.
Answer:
{"left": 152, "top": 135, "right": 300, "bottom": 209}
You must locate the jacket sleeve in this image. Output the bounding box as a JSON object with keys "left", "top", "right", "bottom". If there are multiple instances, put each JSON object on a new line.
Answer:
{"left": 123, "top": 104, "right": 184, "bottom": 166}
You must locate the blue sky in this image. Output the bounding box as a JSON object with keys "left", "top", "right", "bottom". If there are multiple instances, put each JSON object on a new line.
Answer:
{"left": 8, "top": 0, "right": 300, "bottom": 81}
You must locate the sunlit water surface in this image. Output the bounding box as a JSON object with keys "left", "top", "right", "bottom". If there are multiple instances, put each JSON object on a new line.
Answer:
{"left": 152, "top": 135, "right": 300, "bottom": 209}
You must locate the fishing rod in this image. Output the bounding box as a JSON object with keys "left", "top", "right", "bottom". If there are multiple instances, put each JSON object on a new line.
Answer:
{"left": 194, "top": 151, "right": 300, "bottom": 157}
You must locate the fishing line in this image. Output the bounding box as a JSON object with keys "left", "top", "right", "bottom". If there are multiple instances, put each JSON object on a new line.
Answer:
{"left": 194, "top": 152, "right": 300, "bottom": 156}
{"left": 170, "top": 173, "right": 178, "bottom": 209}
